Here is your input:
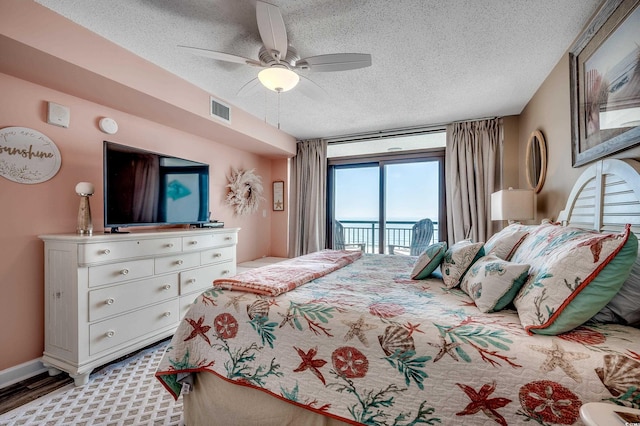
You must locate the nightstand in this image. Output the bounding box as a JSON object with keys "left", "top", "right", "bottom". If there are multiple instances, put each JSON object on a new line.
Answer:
{"left": 580, "top": 402, "right": 640, "bottom": 426}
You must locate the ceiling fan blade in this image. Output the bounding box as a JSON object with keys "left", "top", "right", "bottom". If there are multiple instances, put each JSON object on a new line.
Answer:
{"left": 178, "top": 45, "right": 261, "bottom": 67}
{"left": 237, "top": 77, "right": 262, "bottom": 97}
{"left": 297, "top": 75, "right": 329, "bottom": 101}
{"left": 296, "top": 53, "right": 372, "bottom": 72}
{"left": 256, "top": 1, "right": 288, "bottom": 62}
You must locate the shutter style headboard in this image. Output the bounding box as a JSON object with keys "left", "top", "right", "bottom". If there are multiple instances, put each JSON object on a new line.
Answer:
{"left": 557, "top": 159, "right": 640, "bottom": 238}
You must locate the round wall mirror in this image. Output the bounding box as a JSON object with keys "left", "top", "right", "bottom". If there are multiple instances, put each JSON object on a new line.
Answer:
{"left": 525, "top": 130, "right": 547, "bottom": 193}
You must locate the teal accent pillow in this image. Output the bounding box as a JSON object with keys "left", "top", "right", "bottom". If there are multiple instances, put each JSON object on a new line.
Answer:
{"left": 411, "top": 242, "right": 447, "bottom": 280}
{"left": 441, "top": 240, "right": 485, "bottom": 289}
{"left": 460, "top": 254, "right": 530, "bottom": 312}
{"left": 513, "top": 223, "right": 638, "bottom": 335}
{"left": 592, "top": 260, "right": 640, "bottom": 325}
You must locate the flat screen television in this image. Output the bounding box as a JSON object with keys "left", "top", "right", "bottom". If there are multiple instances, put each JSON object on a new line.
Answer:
{"left": 104, "top": 141, "right": 209, "bottom": 233}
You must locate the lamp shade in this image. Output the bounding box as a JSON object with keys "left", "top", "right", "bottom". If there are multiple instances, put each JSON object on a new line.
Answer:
{"left": 258, "top": 67, "right": 299, "bottom": 92}
{"left": 491, "top": 188, "right": 534, "bottom": 221}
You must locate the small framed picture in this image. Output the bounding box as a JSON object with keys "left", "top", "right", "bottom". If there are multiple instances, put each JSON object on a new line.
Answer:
{"left": 273, "top": 181, "right": 284, "bottom": 211}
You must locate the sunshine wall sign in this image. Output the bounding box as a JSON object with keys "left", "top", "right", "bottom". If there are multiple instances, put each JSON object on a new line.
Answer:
{"left": 0, "top": 127, "right": 61, "bottom": 184}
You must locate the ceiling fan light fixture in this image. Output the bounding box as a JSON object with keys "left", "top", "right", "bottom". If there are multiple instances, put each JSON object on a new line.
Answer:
{"left": 258, "top": 67, "right": 299, "bottom": 92}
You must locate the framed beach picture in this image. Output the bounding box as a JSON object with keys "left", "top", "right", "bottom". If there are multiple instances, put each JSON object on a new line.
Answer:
{"left": 569, "top": 0, "right": 640, "bottom": 167}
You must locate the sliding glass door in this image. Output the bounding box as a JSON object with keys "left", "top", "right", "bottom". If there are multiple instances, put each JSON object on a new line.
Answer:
{"left": 384, "top": 161, "right": 440, "bottom": 254}
{"left": 328, "top": 152, "right": 444, "bottom": 254}
{"left": 332, "top": 164, "right": 380, "bottom": 252}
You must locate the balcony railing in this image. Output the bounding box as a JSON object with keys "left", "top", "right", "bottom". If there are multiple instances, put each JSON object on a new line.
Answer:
{"left": 337, "top": 220, "right": 438, "bottom": 254}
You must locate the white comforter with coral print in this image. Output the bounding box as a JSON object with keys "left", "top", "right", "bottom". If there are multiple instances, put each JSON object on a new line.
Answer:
{"left": 156, "top": 254, "right": 640, "bottom": 425}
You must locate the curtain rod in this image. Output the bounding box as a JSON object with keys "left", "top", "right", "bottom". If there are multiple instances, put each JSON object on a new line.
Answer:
{"left": 324, "top": 116, "right": 499, "bottom": 145}
{"left": 452, "top": 116, "right": 498, "bottom": 124}
{"left": 325, "top": 125, "right": 445, "bottom": 145}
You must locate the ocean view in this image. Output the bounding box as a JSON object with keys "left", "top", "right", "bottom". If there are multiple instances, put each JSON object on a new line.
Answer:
{"left": 336, "top": 219, "right": 438, "bottom": 254}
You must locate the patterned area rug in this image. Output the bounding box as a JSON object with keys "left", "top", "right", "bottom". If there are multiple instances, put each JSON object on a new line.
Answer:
{"left": 0, "top": 341, "right": 183, "bottom": 426}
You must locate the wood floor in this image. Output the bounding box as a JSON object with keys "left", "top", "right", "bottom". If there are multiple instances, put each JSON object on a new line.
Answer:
{"left": 0, "top": 371, "right": 73, "bottom": 415}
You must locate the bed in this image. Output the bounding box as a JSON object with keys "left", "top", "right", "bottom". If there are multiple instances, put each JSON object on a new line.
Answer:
{"left": 156, "top": 158, "right": 640, "bottom": 425}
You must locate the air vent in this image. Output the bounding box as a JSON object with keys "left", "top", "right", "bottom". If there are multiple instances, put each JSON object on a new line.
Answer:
{"left": 210, "top": 96, "right": 231, "bottom": 123}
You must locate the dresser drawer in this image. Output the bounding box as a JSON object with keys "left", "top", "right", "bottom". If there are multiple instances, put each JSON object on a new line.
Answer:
{"left": 89, "top": 299, "right": 179, "bottom": 355}
{"left": 180, "top": 262, "right": 235, "bottom": 295}
{"left": 180, "top": 294, "right": 200, "bottom": 319}
{"left": 182, "top": 232, "right": 237, "bottom": 251}
{"left": 88, "top": 274, "right": 179, "bottom": 322}
{"left": 154, "top": 252, "right": 200, "bottom": 275}
{"left": 79, "top": 237, "right": 182, "bottom": 265}
{"left": 88, "top": 259, "right": 154, "bottom": 287}
{"left": 201, "top": 245, "right": 235, "bottom": 265}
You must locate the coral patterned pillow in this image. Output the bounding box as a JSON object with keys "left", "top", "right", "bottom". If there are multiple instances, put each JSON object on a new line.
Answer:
{"left": 441, "top": 240, "right": 485, "bottom": 289}
{"left": 512, "top": 223, "right": 638, "bottom": 335}
{"left": 484, "top": 223, "right": 531, "bottom": 261}
{"left": 460, "top": 254, "right": 530, "bottom": 313}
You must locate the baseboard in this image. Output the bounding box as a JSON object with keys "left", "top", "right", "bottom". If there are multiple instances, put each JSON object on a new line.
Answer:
{"left": 0, "top": 358, "right": 47, "bottom": 389}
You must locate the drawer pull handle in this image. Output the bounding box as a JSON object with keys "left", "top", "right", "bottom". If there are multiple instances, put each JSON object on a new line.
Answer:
{"left": 162, "top": 284, "right": 171, "bottom": 290}
{"left": 106, "top": 330, "right": 115, "bottom": 338}
{"left": 224, "top": 237, "right": 232, "bottom": 241}
{"left": 103, "top": 249, "right": 111, "bottom": 255}
{"left": 176, "top": 260, "right": 184, "bottom": 265}
{"left": 222, "top": 270, "right": 230, "bottom": 275}
{"left": 190, "top": 241, "right": 198, "bottom": 245}
{"left": 213, "top": 253, "right": 222, "bottom": 258}
{"left": 189, "top": 278, "right": 197, "bottom": 284}
{"left": 167, "top": 243, "right": 174, "bottom": 248}
{"left": 105, "top": 298, "right": 115, "bottom": 305}
{"left": 120, "top": 268, "right": 129, "bottom": 275}
{"left": 163, "top": 312, "right": 171, "bottom": 317}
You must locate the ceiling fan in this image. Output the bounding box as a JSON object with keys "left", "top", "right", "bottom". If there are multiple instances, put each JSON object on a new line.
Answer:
{"left": 178, "top": 1, "right": 372, "bottom": 98}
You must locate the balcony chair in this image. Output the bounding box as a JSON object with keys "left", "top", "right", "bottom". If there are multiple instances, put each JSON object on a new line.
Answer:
{"left": 389, "top": 218, "right": 434, "bottom": 256}
{"left": 334, "top": 221, "right": 365, "bottom": 252}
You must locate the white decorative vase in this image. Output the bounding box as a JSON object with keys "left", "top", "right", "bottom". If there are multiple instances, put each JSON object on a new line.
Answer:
{"left": 75, "top": 182, "right": 94, "bottom": 236}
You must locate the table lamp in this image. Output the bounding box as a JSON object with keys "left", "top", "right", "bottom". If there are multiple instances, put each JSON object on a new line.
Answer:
{"left": 491, "top": 187, "right": 534, "bottom": 224}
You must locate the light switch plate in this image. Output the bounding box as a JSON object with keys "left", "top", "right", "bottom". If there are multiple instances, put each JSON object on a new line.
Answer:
{"left": 47, "top": 102, "right": 70, "bottom": 128}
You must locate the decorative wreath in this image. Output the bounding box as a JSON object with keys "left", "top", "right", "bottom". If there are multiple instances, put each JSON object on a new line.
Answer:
{"left": 225, "top": 167, "right": 264, "bottom": 215}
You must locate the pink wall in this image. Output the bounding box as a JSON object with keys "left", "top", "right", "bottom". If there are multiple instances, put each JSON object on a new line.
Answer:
{"left": 0, "top": 0, "right": 296, "bottom": 158}
{"left": 0, "top": 0, "right": 296, "bottom": 372}
{"left": 0, "top": 72, "right": 287, "bottom": 370}
{"left": 270, "top": 159, "right": 291, "bottom": 258}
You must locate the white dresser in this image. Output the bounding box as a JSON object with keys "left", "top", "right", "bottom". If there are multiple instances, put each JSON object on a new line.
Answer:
{"left": 39, "top": 228, "right": 239, "bottom": 386}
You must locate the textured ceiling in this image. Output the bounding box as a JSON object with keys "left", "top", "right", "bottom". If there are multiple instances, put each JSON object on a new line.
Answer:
{"left": 34, "top": 0, "right": 601, "bottom": 140}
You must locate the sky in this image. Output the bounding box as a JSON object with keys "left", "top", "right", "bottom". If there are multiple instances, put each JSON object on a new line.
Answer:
{"left": 334, "top": 161, "right": 440, "bottom": 223}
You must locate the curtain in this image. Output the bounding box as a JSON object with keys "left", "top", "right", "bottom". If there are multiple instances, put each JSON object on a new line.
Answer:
{"left": 445, "top": 118, "right": 502, "bottom": 244}
{"left": 289, "top": 139, "right": 327, "bottom": 257}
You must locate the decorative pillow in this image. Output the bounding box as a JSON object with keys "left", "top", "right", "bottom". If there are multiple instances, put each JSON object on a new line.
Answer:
{"left": 513, "top": 223, "right": 638, "bottom": 335}
{"left": 460, "top": 254, "right": 530, "bottom": 313}
{"left": 411, "top": 242, "right": 447, "bottom": 280}
{"left": 484, "top": 224, "right": 531, "bottom": 261}
{"left": 592, "top": 260, "right": 640, "bottom": 325}
{"left": 441, "top": 240, "right": 485, "bottom": 289}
